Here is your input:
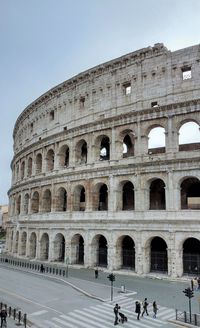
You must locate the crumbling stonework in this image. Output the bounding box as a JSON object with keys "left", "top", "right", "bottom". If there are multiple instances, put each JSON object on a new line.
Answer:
{"left": 6, "top": 43, "right": 200, "bottom": 278}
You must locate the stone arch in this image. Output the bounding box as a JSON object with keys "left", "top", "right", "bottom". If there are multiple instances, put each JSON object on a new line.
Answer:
{"left": 71, "top": 234, "right": 84, "bottom": 264}
{"left": 46, "top": 149, "right": 54, "bottom": 172}
{"left": 179, "top": 120, "right": 200, "bottom": 151}
{"left": 121, "top": 181, "right": 135, "bottom": 210}
{"left": 40, "top": 233, "right": 49, "bottom": 260}
{"left": 183, "top": 237, "right": 200, "bottom": 275}
{"left": 21, "top": 161, "right": 25, "bottom": 179}
{"left": 73, "top": 185, "right": 86, "bottom": 211}
{"left": 121, "top": 130, "right": 135, "bottom": 157}
{"left": 95, "top": 135, "right": 110, "bottom": 161}
{"left": 92, "top": 183, "right": 108, "bottom": 211}
{"left": 14, "top": 231, "right": 19, "bottom": 253}
{"left": 150, "top": 236, "right": 168, "bottom": 273}
{"left": 23, "top": 193, "right": 29, "bottom": 214}
{"left": 116, "top": 235, "right": 135, "bottom": 270}
{"left": 53, "top": 233, "right": 65, "bottom": 262}
{"left": 149, "top": 178, "right": 166, "bottom": 210}
{"left": 35, "top": 153, "right": 42, "bottom": 174}
{"left": 148, "top": 125, "right": 166, "bottom": 154}
{"left": 58, "top": 144, "right": 69, "bottom": 168}
{"left": 55, "top": 187, "right": 67, "bottom": 211}
{"left": 27, "top": 157, "right": 33, "bottom": 177}
{"left": 91, "top": 234, "right": 108, "bottom": 267}
{"left": 75, "top": 139, "right": 87, "bottom": 164}
{"left": 30, "top": 232, "right": 37, "bottom": 258}
{"left": 42, "top": 189, "right": 52, "bottom": 212}
{"left": 16, "top": 195, "right": 21, "bottom": 214}
{"left": 20, "top": 231, "right": 27, "bottom": 256}
{"left": 31, "top": 191, "right": 39, "bottom": 213}
{"left": 180, "top": 177, "right": 200, "bottom": 209}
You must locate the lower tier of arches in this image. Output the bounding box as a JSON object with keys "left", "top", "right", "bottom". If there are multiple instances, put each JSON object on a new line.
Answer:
{"left": 6, "top": 226, "right": 200, "bottom": 278}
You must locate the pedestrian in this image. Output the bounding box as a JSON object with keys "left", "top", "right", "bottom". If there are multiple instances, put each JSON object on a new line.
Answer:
{"left": 113, "top": 303, "right": 120, "bottom": 325}
{"left": 191, "top": 278, "right": 194, "bottom": 291}
{"left": 95, "top": 268, "right": 98, "bottom": 279}
{"left": 0, "top": 308, "right": 7, "bottom": 327}
{"left": 152, "top": 301, "right": 158, "bottom": 318}
{"left": 194, "top": 277, "right": 198, "bottom": 291}
{"left": 141, "top": 297, "right": 149, "bottom": 316}
{"left": 135, "top": 301, "right": 141, "bottom": 320}
{"left": 40, "top": 264, "right": 44, "bottom": 273}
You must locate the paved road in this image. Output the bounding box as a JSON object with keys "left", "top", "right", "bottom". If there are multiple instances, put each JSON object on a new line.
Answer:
{"left": 0, "top": 264, "right": 197, "bottom": 327}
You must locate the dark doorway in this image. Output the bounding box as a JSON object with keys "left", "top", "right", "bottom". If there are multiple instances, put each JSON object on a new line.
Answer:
{"left": 151, "top": 237, "right": 168, "bottom": 273}
{"left": 150, "top": 179, "right": 166, "bottom": 209}
{"left": 183, "top": 238, "right": 200, "bottom": 275}
{"left": 98, "top": 236, "right": 107, "bottom": 267}
{"left": 122, "top": 236, "right": 135, "bottom": 269}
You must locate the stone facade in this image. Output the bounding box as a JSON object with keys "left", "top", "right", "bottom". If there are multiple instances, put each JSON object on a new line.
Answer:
{"left": 6, "top": 43, "right": 200, "bottom": 278}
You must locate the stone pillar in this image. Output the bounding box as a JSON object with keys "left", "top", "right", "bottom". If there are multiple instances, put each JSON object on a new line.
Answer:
{"left": 110, "top": 128, "right": 116, "bottom": 161}
{"left": 143, "top": 245, "right": 151, "bottom": 274}
{"left": 134, "top": 120, "right": 141, "bottom": 156}
{"left": 107, "top": 244, "right": 115, "bottom": 271}
{"left": 135, "top": 241, "right": 143, "bottom": 274}
{"left": 83, "top": 239, "right": 90, "bottom": 267}
{"left": 166, "top": 116, "right": 179, "bottom": 153}
{"left": 25, "top": 231, "right": 30, "bottom": 257}
{"left": 36, "top": 240, "right": 40, "bottom": 260}
{"left": 108, "top": 176, "right": 114, "bottom": 211}
{"left": 65, "top": 241, "right": 71, "bottom": 264}
{"left": 54, "top": 142, "right": 60, "bottom": 171}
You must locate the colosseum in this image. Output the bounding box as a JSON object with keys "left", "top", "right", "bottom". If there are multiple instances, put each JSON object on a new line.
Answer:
{"left": 6, "top": 43, "right": 200, "bottom": 278}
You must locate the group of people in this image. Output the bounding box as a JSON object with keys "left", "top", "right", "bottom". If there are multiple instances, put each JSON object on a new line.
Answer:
{"left": 113, "top": 297, "right": 158, "bottom": 325}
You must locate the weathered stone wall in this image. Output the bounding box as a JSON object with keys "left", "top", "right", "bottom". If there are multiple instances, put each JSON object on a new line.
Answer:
{"left": 6, "top": 43, "right": 200, "bottom": 278}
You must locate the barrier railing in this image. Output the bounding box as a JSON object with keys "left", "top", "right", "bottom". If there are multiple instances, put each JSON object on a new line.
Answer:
{"left": 176, "top": 309, "right": 200, "bottom": 326}
{"left": 0, "top": 254, "right": 69, "bottom": 278}
{"left": 0, "top": 302, "right": 27, "bottom": 327}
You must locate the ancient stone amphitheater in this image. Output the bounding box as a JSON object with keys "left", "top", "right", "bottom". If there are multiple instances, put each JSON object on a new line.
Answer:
{"left": 6, "top": 43, "right": 200, "bottom": 278}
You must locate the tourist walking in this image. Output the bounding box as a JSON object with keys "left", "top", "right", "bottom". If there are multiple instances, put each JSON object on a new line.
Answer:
{"left": 0, "top": 308, "right": 7, "bottom": 327}
{"left": 141, "top": 298, "right": 149, "bottom": 316}
{"left": 95, "top": 268, "right": 99, "bottom": 279}
{"left": 153, "top": 301, "right": 158, "bottom": 318}
{"left": 113, "top": 303, "right": 120, "bottom": 325}
{"left": 135, "top": 301, "right": 141, "bottom": 320}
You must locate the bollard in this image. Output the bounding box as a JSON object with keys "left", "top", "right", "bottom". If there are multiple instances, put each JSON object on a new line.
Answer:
{"left": 0, "top": 303, "right": 2, "bottom": 310}
{"left": 121, "top": 285, "right": 125, "bottom": 293}
{"left": 8, "top": 306, "right": 11, "bottom": 317}
{"left": 24, "top": 313, "right": 27, "bottom": 328}
{"left": 18, "top": 310, "right": 21, "bottom": 323}
{"left": 13, "top": 308, "right": 16, "bottom": 320}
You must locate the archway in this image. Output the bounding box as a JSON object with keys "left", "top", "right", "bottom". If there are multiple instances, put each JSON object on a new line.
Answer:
{"left": 40, "top": 233, "right": 49, "bottom": 260}
{"left": 183, "top": 238, "right": 200, "bottom": 275}
{"left": 181, "top": 178, "right": 200, "bottom": 209}
{"left": 42, "top": 189, "right": 51, "bottom": 212}
{"left": 30, "top": 232, "right": 37, "bottom": 258}
{"left": 46, "top": 149, "right": 54, "bottom": 171}
{"left": 150, "top": 179, "right": 166, "bottom": 209}
{"left": 122, "top": 182, "right": 134, "bottom": 210}
{"left": 59, "top": 145, "right": 69, "bottom": 168}
{"left": 31, "top": 191, "right": 39, "bottom": 213}
{"left": 179, "top": 121, "right": 200, "bottom": 151}
{"left": 24, "top": 193, "right": 29, "bottom": 214}
{"left": 98, "top": 235, "right": 107, "bottom": 267}
{"left": 35, "top": 153, "right": 42, "bottom": 174}
{"left": 100, "top": 137, "right": 110, "bottom": 160}
{"left": 123, "top": 134, "right": 134, "bottom": 157}
{"left": 148, "top": 126, "right": 165, "bottom": 154}
{"left": 122, "top": 236, "right": 135, "bottom": 269}
{"left": 150, "top": 237, "right": 168, "bottom": 273}
{"left": 56, "top": 187, "right": 67, "bottom": 211}
{"left": 54, "top": 233, "right": 65, "bottom": 262}
{"left": 20, "top": 231, "right": 27, "bottom": 256}
{"left": 71, "top": 234, "right": 84, "bottom": 264}
{"left": 98, "top": 184, "right": 108, "bottom": 210}
{"left": 73, "top": 185, "right": 86, "bottom": 211}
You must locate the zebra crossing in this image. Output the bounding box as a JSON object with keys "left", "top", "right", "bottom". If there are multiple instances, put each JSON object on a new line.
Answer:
{"left": 40, "top": 296, "right": 175, "bottom": 328}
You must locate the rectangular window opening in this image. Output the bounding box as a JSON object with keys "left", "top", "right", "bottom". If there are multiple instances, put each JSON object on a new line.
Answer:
{"left": 123, "top": 83, "right": 131, "bottom": 95}
{"left": 182, "top": 67, "right": 191, "bottom": 80}
{"left": 80, "top": 97, "right": 85, "bottom": 109}
{"left": 151, "top": 101, "right": 158, "bottom": 108}
{"left": 50, "top": 110, "right": 55, "bottom": 121}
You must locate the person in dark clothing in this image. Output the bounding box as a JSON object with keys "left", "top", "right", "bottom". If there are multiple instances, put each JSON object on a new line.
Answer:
{"left": 95, "top": 268, "right": 98, "bottom": 279}
{"left": 113, "top": 303, "right": 120, "bottom": 325}
{"left": 135, "top": 301, "right": 141, "bottom": 320}
{"left": 141, "top": 298, "right": 149, "bottom": 316}
{"left": 40, "top": 264, "right": 44, "bottom": 273}
{"left": 0, "top": 308, "right": 7, "bottom": 327}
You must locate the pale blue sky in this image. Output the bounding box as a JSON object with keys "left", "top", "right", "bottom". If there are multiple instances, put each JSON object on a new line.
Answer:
{"left": 1, "top": 0, "right": 200, "bottom": 204}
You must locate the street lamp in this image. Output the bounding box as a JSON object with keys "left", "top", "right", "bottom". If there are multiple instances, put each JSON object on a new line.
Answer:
{"left": 183, "top": 287, "right": 194, "bottom": 323}
{"left": 107, "top": 273, "right": 115, "bottom": 301}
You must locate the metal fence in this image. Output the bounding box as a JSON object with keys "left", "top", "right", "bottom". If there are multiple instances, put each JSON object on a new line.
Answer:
{"left": 0, "top": 302, "right": 27, "bottom": 327}
{"left": 0, "top": 254, "right": 69, "bottom": 277}
{"left": 176, "top": 309, "right": 200, "bottom": 326}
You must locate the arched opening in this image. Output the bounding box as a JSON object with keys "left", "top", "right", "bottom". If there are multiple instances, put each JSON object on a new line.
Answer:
{"left": 27, "top": 157, "right": 32, "bottom": 177}
{"left": 71, "top": 234, "right": 84, "bottom": 264}
{"left": 42, "top": 189, "right": 51, "bottom": 212}
{"left": 16, "top": 195, "right": 21, "bottom": 215}
{"left": 100, "top": 137, "right": 110, "bottom": 160}
{"left": 179, "top": 121, "right": 200, "bottom": 151}
{"left": 123, "top": 134, "right": 134, "bottom": 157}
{"left": 181, "top": 178, "right": 200, "bottom": 209}
{"left": 122, "top": 182, "right": 134, "bottom": 210}
{"left": 35, "top": 153, "right": 42, "bottom": 174}
{"left": 46, "top": 149, "right": 54, "bottom": 172}
{"left": 56, "top": 187, "right": 67, "bottom": 211}
{"left": 150, "top": 179, "right": 166, "bottom": 209}
{"left": 24, "top": 193, "right": 29, "bottom": 214}
{"left": 59, "top": 145, "right": 69, "bottom": 168}
{"left": 148, "top": 126, "right": 165, "bottom": 154}
{"left": 40, "top": 233, "right": 49, "bottom": 260}
{"left": 30, "top": 232, "right": 37, "bottom": 258}
{"left": 98, "top": 235, "right": 107, "bottom": 267}
{"left": 76, "top": 140, "right": 87, "bottom": 164}
{"left": 54, "top": 233, "right": 65, "bottom": 262}
{"left": 14, "top": 231, "right": 19, "bottom": 253}
{"left": 122, "top": 236, "right": 135, "bottom": 269}
{"left": 183, "top": 238, "right": 200, "bottom": 275}
{"left": 20, "top": 232, "right": 27, "bottom": 256}
{"left": 150, "top": 237, "right": 168, "bottom": 273}
{"left": 73, "top": 185, "right": 86, "bottom": 211}
{"left": 98, "top": 184, "right": 108, "bottom": 211}
{"left": 31, "top": 191, "right": 39, "bottom": 213}
{"left": 21, "top": 161, "right": 25, "bottom": 179}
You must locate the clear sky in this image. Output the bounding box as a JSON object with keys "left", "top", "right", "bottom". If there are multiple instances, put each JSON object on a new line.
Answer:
{"left": 1, "top": 0, "right": 200, "bottom": 204}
